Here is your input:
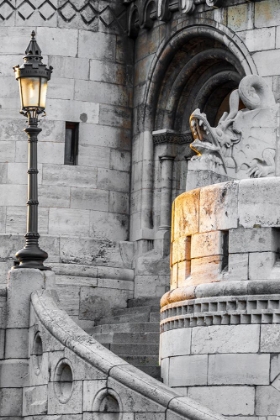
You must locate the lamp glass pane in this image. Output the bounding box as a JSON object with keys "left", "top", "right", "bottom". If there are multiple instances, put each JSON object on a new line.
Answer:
{"left": 20, "top": 77, "right": 40, "bottom": 109}
{"left": 39, "top": 78, "right": 48, "bottom": 109}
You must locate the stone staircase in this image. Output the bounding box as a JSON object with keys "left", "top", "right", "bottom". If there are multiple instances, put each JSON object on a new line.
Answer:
{"left": 86, "top": 297, "right": 162, "bottom": 380}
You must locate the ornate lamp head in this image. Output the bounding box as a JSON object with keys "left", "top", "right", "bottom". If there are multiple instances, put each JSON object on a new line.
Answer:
{"left": 13, "top": 31, "right": 53, "bottom": 115}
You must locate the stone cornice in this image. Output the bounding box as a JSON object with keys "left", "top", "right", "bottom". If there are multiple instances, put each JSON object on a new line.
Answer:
{"left": 153, "top": 129, "right": 193, "bottom": 145}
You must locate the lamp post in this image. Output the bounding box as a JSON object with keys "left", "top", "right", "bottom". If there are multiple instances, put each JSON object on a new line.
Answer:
{"left": 13, "top": 31, "right": 53, "bottom": 270}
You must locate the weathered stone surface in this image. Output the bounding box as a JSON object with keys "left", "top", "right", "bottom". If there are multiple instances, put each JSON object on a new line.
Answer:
{"left": 188, "top": 386, "right": 255, "bottom": 416}
{"left": 255, "top": 0, "right": 280, "bottom": 28}
{"left": 110, "top": 149, "right": 131, "bottom": 172}
{"left": 109, "top": 191, "right": 129, "bottom": 214}
{"left": 261, "top": 324, "right": 280, "bottom": 352}
{"left": 172, "top": 189, "right": 200, "bottom": 241}
{"left": 171, "top": 236, "right": 190, "bottom": 266}
{"left": 97, "top": 168, "right": 130, "bottom": 193}
{"left": 188, "top": 256, "right": 222, "bottom": 286}
{"left": 228, "top": 253, "right": 249, "bottom": 281}
{"left": 200, "top": 182, "right": 238, "bottom": 232}
{"left": 191, "top": 231, "right": 222, "bottom": 259}
{"left": 191, "top": 325, "right": 260, "bottom": 354}
{"left": 0, "top": 360, "right": 29, "bottom": 387}
{"left": 79, "top": 123, "right": 131, "bottom": 151}
{"left": 37, "top": 27, "right": 78, "bottom": 57}
{"left": 227, "top": 3, "right": 254, "bottom": 32}
{"left": 249, "top": 252, "right": 276, "bottom": 280}
{"left": 47, "top": 380, "right": 83, "bottom": 415}
{"left": 238, "top": 178, "right": 280, "bottom": 228}
{"left": 90, "top": 60, "right": 126, "bottom": 85}
{"left": 49, "top": 209, "right": 90, "bottom": 237}
{"left": 229, "top": 227, "right": 280, "bottom": 253}
{"left": 169, "top": 355, "right": 208, "bottom": 386}
{"left": 160, "top": 357, "right": 169, "bottom": 384}
{"left": 90, "top": 212, "right": 128, "bottom": 241}
{"left": 0, "top": 329, "right": 4, "bottom": 359}
{"left": 5, "top": 328, "right": 29, "bottom": 359}
{"left": 79, "top": 286, "right": 128, "bottom": 320}
{"left": 78, "top": 31, "right": 116, "bottom": 61}
{"left": 271, "top": 354, "right": 280, "bottom": 382}
{"left": 7, "top": 269, "right": 44, "bottom": 328}
{"left": 42, "top": 165, "right": 98, "bottom": 188}
{"left": 47, "top": 98, "right": 99, "bottom": 124}
{"left": 23, "top": 385, "right": 48, "bottom": 416}
{"left": 177, "top": 260, "right": 191, "bottom": 287}
{"left": 256, "top": 386, "right": 280, "bottom": 415}
{"left": 0, "top": 388, "right": 23, "bottom": 416}
{"left": 208, "top": 354, "right": 270, "bottom": 385}
{"left": 48, "top": 56, "right": 89, "bottom": 80}
{"left": 238, "top": 27, "right": 276, "bottom": 52}
{"left": 107, "top": 377, "right": 165, "bottom": 413}
{"left": 83, "top": 380, "right": 107, "bottom": 411}
{"left": 71, "top": 188, "right": 109, "bottom": 212}
{"left": 160, "top": 329, "right": 191, "bottom": 359}
{"left": 99, "top": 104, "right": 131, "bottom": 129}
{"left": 15, "top": 140, "right": 64, "bottom": 165}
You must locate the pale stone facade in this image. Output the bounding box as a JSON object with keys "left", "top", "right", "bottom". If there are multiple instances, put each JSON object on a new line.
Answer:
{"left": 1, "top": 0, "right": 280, "bottom": 419}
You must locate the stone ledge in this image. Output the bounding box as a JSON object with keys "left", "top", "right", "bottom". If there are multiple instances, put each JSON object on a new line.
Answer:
{"left": 161, "top": 280, "right": 280, "bottom": 307}
{"left": 160, "top": 293, "right": 280, "bottom": 332}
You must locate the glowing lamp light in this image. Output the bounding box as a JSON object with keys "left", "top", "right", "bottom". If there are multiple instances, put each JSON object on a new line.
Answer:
{"left": 12, "top": 31, "right": 53, "bottom": 271}
{"left": 14, "top": 30, "right": 52, "bottom": 115}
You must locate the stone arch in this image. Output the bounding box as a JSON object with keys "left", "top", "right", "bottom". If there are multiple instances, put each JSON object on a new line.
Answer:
{"left": 92, "top": 388, "right": 122, "bottom": 420}
{"left": 135, "top": 19, "right": 257, "bottom": 234}
{"left": 142, "top": 19, "right": 257, "bottom": 131}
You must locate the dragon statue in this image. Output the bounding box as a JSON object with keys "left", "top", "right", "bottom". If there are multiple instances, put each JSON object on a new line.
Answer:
{"left": 189, "top": 75, "right": 279, "bottom": 178}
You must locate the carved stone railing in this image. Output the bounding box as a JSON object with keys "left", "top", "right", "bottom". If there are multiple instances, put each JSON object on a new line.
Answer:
{"left": 28, "top": 288, "right": 226, "bottom": 420}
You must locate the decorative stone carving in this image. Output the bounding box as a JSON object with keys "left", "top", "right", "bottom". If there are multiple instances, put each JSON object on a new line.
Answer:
{"left": 0, "top": 1, "right": 127, "bottom": 32}
{"left": 190, "top": 75, "right": 279, "bottom": 179}
{"left": 153, "top": 129, "right": 193, "bottom": 145}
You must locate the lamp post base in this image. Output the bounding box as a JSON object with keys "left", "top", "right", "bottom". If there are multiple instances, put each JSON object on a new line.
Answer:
{"left": 13, "top": 242, "right": 51, "bottom": 271}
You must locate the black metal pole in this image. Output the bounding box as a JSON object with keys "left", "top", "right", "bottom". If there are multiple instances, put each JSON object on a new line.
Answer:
{"left": 13, "top": 113, "right": 50, "bottom": 270}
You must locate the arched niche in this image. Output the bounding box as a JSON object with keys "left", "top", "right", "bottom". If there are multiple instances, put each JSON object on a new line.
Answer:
{"left": 92, "top": 388, "right": 122, "bottom": 420}
{"left": 143, "top": 19, "right": 257, "bottom": 132}
{"left": 135, "top": 20, "right": 257, "bottom": 233}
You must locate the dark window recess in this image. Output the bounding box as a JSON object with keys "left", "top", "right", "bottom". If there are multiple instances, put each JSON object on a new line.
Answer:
{"left": 64, "top": 122, "right": 79, "bottom": 165}
{"left": 221, "top": 230, "right": 229, "bottom": 272}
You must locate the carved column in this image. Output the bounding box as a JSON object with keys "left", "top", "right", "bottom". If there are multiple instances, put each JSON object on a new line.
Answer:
{"left": 159, "top": 155, "right": 175, "bottom": 230}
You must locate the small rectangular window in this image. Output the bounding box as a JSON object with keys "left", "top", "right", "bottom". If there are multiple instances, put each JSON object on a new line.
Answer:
{"left": 64, "top": 122, "right": 79, "bottom": 165}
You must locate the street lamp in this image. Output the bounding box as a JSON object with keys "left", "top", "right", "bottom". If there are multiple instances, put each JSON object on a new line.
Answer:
{"left": 13, "top": 30, "right": 53, "bottom": 270}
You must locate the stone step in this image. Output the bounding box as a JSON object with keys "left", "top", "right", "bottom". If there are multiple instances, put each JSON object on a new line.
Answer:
{"left": 92, "top": 332, "right": 160, "bottom": 344}
{"left": 97, "top": 311, "right": 160, "bottom": 325}
{"left": 111, "top": 305, "right": 159, "bottom": 317}
{"left": 127, "top": 298, "right": 160, "bottom": 308}
{"left": 121, "top": 355, "right": 159, "bottom": 367}
{"left": 96, "top": 312, "right": 151, "bottom": 325}
{"left": 136, "top": 365, "right": 162, "bottom": 380}
{"left": 110, "top": 343, "right": 159, "bottom": 356}
{"left": 150, "top": 312, "right": 160, "bottom": 322}
{"left": 88, "top": 322, "right": 159, "bottom": 335}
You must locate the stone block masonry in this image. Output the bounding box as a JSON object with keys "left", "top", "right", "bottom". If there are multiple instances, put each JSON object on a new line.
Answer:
{"left": 161, "top": 177, "right": 280, "bottom": 417}
{"left": 0, "top": 269, "right": 227, "bottom": 420}
{"left": 0, "top": 5, "right": 134, "bottom": 281}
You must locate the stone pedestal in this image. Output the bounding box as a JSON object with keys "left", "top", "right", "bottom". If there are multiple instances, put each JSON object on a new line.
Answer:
{"left": 160, "top": 177, "right": 280, "bottom": 417}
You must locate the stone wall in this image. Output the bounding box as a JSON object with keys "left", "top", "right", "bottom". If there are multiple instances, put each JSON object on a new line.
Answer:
{"left": 0, "top": 268, "right": 226, "bottom": 420}
{"left": 130, "top": 0, "right": 280, "bottom": 296}
{"left": 0, "top": 1, "right": 134, "bottom": 304}
{"left": 160, "top": 177, "right": 280, "bottom": 417}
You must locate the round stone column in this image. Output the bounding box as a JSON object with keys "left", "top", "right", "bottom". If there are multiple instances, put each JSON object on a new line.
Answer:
{"left": 159, "top": 155, "right": 175, "bottom": 230}
{"left": 160, "top": 177, "right": 280, "bottom": 418}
